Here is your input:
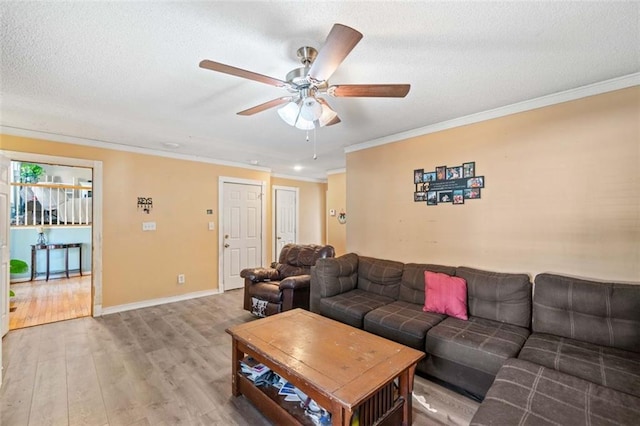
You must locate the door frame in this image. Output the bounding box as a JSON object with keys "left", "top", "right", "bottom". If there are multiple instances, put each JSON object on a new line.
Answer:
{"left": 272, "top": 185, "right": 299, "bottom": 262}
{"left": 0, "top": 150, "right": 103, "bottom": 316}
{"left": 218, "top": 176, "right": 266, "bottom": 292}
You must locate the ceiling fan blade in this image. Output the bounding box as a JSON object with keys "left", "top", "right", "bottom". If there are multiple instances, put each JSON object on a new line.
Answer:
{"left": 329, "top": 84, "right": 411, "bottom": 98}
{"left": 199, "top": 59, "right": 289, "bottom": 88}
{"left": 237, "top": 97, "right": 292, "bottom": 116}
{"left": 308, "top": 24, "right": 363, "bottom": 82}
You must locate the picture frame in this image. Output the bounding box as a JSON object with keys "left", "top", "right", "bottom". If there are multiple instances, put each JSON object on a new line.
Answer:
{"left": 463, "top": 162, "right": 475, "bottom": 178}
{"left": 453, "top": 189, "right": 464, "bottom": 204}
{"left": 423, "top": 171, "right": 436, "bottom": 182}
{"left": 412, "top": 162, "right": 484, "bottom": 207}
{"left": 446, "top": 166, "right": 463, "bottom": 180}
{"left": 467, "top": 177, "right": 484, "bottom": 188}
{"left": 464, "top": 188, "right": 481, "bottom": 199}
{"left": 438, "top": 191, "right": 453, "bottom": 203}
{"left": 426, "top": 191, "right": 437, "bottom": 205}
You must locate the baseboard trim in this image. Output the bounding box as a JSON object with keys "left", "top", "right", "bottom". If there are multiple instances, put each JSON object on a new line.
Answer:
{"left": 100, "top": 289, "right": 222, "bottom": 316}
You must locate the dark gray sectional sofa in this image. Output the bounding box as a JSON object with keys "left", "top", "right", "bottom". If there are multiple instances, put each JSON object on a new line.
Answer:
{"left": 471, "top": 273, "right": 640, "bottom": 425}
{"left": 310, "top": 254, "right": 533, "bottom": 397}
{"left": 310, "top": 254, "right": 640, "bottom": 424}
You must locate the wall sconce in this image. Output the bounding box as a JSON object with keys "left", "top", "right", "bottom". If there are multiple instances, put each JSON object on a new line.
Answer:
{"left": 137, "top": 197, "right": 153, "bottom": 214}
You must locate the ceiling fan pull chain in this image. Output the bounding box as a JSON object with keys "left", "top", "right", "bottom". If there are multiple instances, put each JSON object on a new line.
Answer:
{"left": 306, "top": 131, "right": 309, "bottom": 143}
{"left": 313, "top": 126, "right": 317, "bottom": 160}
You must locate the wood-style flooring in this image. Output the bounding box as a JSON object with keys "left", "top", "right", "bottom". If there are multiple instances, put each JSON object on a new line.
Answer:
{"left": 9, "top": 275, "right": 91, "bottom": 330}
{"left": 1, "top": 289, "right": 478, "bottom": 426}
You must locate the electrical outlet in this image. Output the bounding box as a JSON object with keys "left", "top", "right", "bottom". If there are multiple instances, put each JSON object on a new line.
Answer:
{"left": 177, "top": 274, "right": 185, "bottom": 284}
{"left": 142, "top": 221, "right": 156, "bottom": 231}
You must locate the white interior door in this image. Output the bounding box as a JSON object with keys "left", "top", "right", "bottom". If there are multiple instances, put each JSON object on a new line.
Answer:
{"left": 221, "top": 181, "right": 263, "bottom": 290}
{"left": 0, "top": 154, "right": 10, "bottom": 386}
{"left": 273, "top": 186, "right": 298, "bottom": 261}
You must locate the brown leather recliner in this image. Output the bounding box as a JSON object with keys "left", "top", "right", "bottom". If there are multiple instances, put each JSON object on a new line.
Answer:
{"left": 241, "top": 243, "right": 335, "bottom": 317}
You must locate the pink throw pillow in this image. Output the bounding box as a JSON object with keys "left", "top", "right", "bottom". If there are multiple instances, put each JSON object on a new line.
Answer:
{"left": 423, "top": 271, "right": 468, "bottom": 320}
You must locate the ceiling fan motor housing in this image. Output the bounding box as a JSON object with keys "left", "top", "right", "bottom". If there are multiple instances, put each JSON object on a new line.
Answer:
{"left": 297, "top": 46, "right": 318, "bottom": 66}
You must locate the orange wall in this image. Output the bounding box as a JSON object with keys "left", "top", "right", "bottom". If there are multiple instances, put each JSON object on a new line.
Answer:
{"left": 347, "top": 87, "right": 640, "bottom": 282}
{"left": 326, "top": 172, "right": 347, "bottom": 255}
{"left": 1, "top": 134, "right": 327, "bottom": 307}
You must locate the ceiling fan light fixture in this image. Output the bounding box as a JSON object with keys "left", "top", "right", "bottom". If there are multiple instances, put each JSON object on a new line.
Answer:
{"left": 277, "top": 101, "right": 301, "bottom": 126}
{"left": 300, "top": 96, "right": 322, "bottom": 121}
{"left": 278, "top": 99, "right": 315, "bottom": 130}
{"left": 294, "top": 117, "right": 316, "bottom": 130}
{"left": 318, "top": 103, "right": 338, "bottom": 126}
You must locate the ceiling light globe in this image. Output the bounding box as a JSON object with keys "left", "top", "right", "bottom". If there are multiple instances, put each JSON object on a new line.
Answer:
{"left": 300, "top": 96, "right": 322, "bottom": 121}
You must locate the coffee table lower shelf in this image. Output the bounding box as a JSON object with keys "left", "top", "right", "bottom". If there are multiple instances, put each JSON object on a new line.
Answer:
{"left": 237, "top": 374, "right": 316, "bottom": 426}
{"left": 237, "top": 373, "right": 405, "bottom": 426}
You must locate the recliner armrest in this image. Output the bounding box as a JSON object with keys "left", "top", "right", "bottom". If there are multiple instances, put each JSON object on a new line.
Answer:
{"left": 240, "top": 267, "right": 280, "bottom": 282}
{"left": 279, "top": 275, "right": 311, "bottom": 290}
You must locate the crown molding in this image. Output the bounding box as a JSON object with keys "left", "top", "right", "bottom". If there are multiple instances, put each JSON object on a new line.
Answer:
{"left": 271, "top": 173, "right": 327, "bottom": 183}
{"left": 326, "top": 168, "right": 346, "bottom": 175}
{"left": 345, "top": 72, "right": 640, "bottom": 154}
{"left": 0, "top": 126, "right": 273, "bottom": 173}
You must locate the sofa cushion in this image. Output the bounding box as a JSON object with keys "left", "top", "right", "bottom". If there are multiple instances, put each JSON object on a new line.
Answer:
{"left": 319, "top": 289, "right": 394, "bottom": 329}
{"left": 470, "top": 358, "right": 640, "bottom": 426}
{"left": 399, "top": 263, "right": 457, "bottom": 305}
{"left": 518, "top": 333, "right": 640, "bottom": 398}
{"left": 364, "top": 301, "right": 446, "bottom": 350}
{"left": 426, "top": 316, "right": 530, "bottom": 376}
{"left": 357, "top": 256, "right": 404, "bottom": 300}
{"left": 314, "top": 253, "right": 359, "bottom": 298}
{"left": 456, "top": 267, "right": 532, "bottom": 328}
{"left": 533, "top": 273, "right": 640, "bottom": 353}
{"left": 424, "top": 271, "right": 468, "bottom": 320}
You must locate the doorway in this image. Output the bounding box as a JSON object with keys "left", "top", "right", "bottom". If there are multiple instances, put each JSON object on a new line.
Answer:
{"left": 1, "top": 150, "right": 102, "bottom": 321}
{"left": 7, "top": 160, "right": 93, "bottom": 330}
{"left": 272, "top": 186, "right": 299, "bottom": 262}
{"left": 219, "top": 177, "right": 266, "bottom": 291}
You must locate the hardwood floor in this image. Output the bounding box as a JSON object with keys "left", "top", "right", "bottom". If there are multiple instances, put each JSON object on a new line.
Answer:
{"left": 9, "top": 275, "right": 91, "bottom": 330}
{"left": 1, "top": 289, "right": 478, "bottom": 425}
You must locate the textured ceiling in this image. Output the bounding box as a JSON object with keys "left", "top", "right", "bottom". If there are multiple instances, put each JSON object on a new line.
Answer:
{"left": 1, "top": 2, "right": 638, "bottom": 179}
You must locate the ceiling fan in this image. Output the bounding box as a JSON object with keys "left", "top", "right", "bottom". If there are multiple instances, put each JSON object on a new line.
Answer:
{"left": 199, "top": 23, "right": 410, "bottom": 130}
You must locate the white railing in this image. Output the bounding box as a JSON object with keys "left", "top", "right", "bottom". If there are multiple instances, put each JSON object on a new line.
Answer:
{"left": 10, "top": 182, "right": 92, "bottom": 227}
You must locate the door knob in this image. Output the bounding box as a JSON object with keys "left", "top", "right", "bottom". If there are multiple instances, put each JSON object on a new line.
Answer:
{"left": 224, "top": 243, "right": 230, "bottom": 248}
{"left": 277, "top": 236, "right": 282, "bottom": 240}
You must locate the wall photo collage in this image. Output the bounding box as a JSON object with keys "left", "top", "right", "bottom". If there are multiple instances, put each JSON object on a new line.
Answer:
{"left": 413, "top": 162, "right": 484, "bottom": 206}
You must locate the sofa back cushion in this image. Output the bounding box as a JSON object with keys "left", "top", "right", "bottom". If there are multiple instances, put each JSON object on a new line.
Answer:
{"left": 357, "top": 256, "right": 404, "bottom": 300}
{"left": 533, "top": 273, "right": 640, "bottom": 352}
{"left": 312, "top": 253, "right": 359, "bottom": 299}
{"left": 276, "top": 244, "right": 335, "bottom": 278}
{"left": 399, "top": 263, "right": 457, "bottom": 304}
{"left": 456, "top": 266, "right": 532, "bottom": 328}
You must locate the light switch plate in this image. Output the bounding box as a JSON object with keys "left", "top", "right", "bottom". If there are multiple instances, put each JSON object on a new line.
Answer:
{"left": 142, "top": 221, "right": 156, "bottom": 231}
{"left": 208, "top": 221, "right": 215, "bottom": 230}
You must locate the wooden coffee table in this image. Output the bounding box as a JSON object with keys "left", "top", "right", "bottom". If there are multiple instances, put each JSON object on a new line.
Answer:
{"left": 226, "top": 309, "right": 424, "bottom": 426}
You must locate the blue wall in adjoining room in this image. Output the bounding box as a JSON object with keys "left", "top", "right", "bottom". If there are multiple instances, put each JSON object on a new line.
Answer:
{"left": 10, "top": 227, "right": 92, "bottom": 281}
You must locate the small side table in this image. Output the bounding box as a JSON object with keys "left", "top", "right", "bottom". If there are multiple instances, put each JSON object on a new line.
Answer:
{"left": 31, "top": 243, "right": 83, "bottom": 281}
